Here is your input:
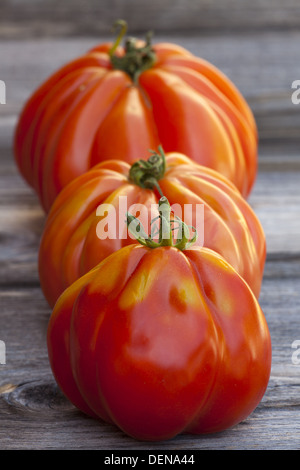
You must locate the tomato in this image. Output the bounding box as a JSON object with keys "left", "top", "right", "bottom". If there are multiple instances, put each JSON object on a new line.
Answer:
{"left": 14, "top": 21, "right": 257, "bottom": 212}
{"left": 38, "top": 149, "right": 265, "bottom": 308}
{"left": 47, "top": 198, "right": 271, "bottom": 441}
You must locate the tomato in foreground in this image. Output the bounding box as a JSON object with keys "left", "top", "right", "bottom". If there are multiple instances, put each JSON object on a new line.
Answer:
{"left": 47, "top": 198, "right": 271, "bottom": 441}
{"left": 14, "top": 20, "right": 257, "bottom": 211}
{"left": 39, "top": 148, "right": 266, "bottom": 308}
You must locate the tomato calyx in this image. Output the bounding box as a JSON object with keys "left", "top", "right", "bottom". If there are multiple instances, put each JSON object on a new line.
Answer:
{"left": 126, "top": 195, "right": 198, "bottom": 250}
{"left": 109, "top": 19, "right": 156, "bottom": 84}
{"left": 129, "top": 145, "right": 166, "bottom": 197}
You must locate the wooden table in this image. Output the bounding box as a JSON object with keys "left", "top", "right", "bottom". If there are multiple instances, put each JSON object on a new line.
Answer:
{"left": 1, "top": 31, "right": 300, "bottom": 450}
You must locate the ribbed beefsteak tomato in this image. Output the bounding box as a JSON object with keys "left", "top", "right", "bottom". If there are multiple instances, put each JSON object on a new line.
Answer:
{"left": 39, "top": 149, "right": 265, "bottom": 308}
{"left": 47, "top": 198, "right": 271, "bottom": 441}
{"left": 14, "top": 20, "right": 257, "bottom": 212}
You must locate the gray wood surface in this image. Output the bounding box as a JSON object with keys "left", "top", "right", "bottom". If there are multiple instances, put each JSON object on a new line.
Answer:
{"left": 1, "top": 28, "right": 300, "bottom": 450}
{"left": 2, "top": 0, "right": 300, "bottom": 37}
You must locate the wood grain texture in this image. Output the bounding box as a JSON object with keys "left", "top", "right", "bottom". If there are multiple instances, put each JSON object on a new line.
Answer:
{"left": 1, "top": 29, "right": 300, "bottom": 450}
{"left": 1, "top": 0, "right": 300, "bottom": 38}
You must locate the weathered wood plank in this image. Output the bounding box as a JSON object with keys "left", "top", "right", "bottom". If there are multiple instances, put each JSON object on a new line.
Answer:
{"left": 1, "top": 0, "right": 300, "bottom": 39}
{"left": 248, "top": 170, "right": 300, "bottom": 255}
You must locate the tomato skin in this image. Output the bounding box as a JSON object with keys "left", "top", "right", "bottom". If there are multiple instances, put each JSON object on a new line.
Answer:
{"left": 38, "top": 152, "right": 266, "bottom": 308}
{"left": 47, "top": 243, "right": 271, "bottom": 441}
{"left": 14, "top": 41, "right": 257, "bottom": 211}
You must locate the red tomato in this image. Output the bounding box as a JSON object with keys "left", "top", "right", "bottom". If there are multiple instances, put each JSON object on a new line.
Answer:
{"left": 38, "top": 150, "right": 265, "bottom": 308}
{"left": 47, "top": 199, "right": 271, "bottom": 441}
{"left": 14, "top": 21, "right": 257, "bottom": 211}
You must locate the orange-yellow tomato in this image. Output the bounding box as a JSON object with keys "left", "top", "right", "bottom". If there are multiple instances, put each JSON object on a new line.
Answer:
{"left": 14, "top": 29, "right": 257, "bottom": 211}
{"left": 47, "top": 241, "right": 271, "bottom": 441}
{"left": 38, "top": 151, "right": 265, "bottom": 308}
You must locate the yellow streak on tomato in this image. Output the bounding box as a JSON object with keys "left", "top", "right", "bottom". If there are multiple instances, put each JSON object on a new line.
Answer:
{"left": 118, "top": 266, "right": 160, "bottom": 310}
{"left": 87, "top": 245, "right": 133, "bottom": 296}
{"left": 169, "top": 279, "right": 204, "bottom": 314}
{"left": 218, "top": 293, "right": 235, "bottom": 316}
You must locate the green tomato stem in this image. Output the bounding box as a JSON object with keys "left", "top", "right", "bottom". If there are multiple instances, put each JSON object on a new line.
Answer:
{"left": 129, "top": 146, "right": 166, "bottom": 197}
{"left": 126, "top": 196, "right": 198, "bottom": 251}
{"left": 108, "top": 19, "right": 156, "bottom": 84}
